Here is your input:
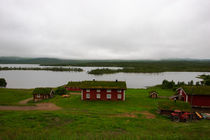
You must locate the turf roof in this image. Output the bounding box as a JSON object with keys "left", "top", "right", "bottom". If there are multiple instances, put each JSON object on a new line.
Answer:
{"left": 182, "top": 86, "right": 210, "bottom": 95}
{"left": 33, "top": 88, "right": 53, "bottom": 95}
{"left": 79, "top": 81, "right": 127, "bottom": 89}
{"left": 66, "top": 81, "right": 82, "bottom": 88}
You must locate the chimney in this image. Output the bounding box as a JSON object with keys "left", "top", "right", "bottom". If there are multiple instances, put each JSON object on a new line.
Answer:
{"left": 93, "top": 79, "right": 95, "bottom": 81}
{"left": 116, "top": 79, "right": 118, "bottom": 82}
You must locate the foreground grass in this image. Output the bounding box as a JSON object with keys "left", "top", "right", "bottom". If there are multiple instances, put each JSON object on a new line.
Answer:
{"left": 0, "top": 88, "right": 210, "bottom": 140}
{"left": 0, "top": 88, "right": 32, "bottom": 105}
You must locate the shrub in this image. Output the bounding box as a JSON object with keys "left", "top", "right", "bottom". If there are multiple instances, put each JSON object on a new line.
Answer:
{"left": 0, "top": 78, "right": 7, "bottom": 88}
{"left": 55, "top": 87, "right": 67, "bottom": 95}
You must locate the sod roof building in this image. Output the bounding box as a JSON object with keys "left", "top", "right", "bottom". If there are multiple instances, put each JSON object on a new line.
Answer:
{"left": 177, "top": 86, "right": 210, "bottom": 107}
{"left": 77, "top": 80, "right": 127, "bottom": 101}
{"left": 65, "top": 81, "right": 82, "bottom": 91}
{"left": 33, "top": 88, "right": 54, "bottom": 102}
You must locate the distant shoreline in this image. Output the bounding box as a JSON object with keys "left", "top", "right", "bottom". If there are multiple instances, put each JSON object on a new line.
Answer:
{"left": 0, "top": 67, "right": 83, "bottom": 72}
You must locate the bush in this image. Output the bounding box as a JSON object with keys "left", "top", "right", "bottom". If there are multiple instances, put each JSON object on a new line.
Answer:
{"left": 0, "top": 78, "right": 7, "bottom": 88}
{"left": 162, "top": 80, "right": 175, "bottom": 89}
{"left": 55, "top": 87, "right": 67, "bottom": 95}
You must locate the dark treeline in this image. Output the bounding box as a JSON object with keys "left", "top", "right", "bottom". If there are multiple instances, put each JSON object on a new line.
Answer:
{"left": 0, "top": 67, "right": 83, "bottom": 72}
{"left": 1, "top": 57, "right": 210, "bottom": 74}
{"left": 76, "top": 60, "right": 210, "bottom": 74}
{"left": 161, "top": 75, "right": 210, "bottom": 90}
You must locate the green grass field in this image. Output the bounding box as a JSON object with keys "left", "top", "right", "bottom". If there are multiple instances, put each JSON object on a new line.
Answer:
{"left": 0, "top": 87, "right": 210, "bottom": 140}
{"left": 0, "top": 88, "right": 33, "bottom": 105}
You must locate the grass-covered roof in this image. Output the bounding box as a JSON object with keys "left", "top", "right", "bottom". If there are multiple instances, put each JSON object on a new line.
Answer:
{"left": 33, "top": 88, "right": 53, "bottom": 95}
{"left": 66, "top": 81, "right": 82, "bottom": 88}
{"left": 182, "top": 86, "right": 210, "bottom": 95}
{"left": 79, "top": 81, "right": 127, "bottom": 89}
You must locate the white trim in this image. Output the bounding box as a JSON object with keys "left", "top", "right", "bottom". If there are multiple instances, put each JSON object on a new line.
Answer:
{"left": 107, "top": 89, "right": 111, "bottom": 93}
{"left": 117, "top": 89, "right": 122, "bottom": 93}
{"left": 106, "top": 94, "right": 111, "bottom": 99}
{"left": 86, "top": 89, "right": 90, "bottom": 92}
{"left": 117, "top": 94, "right": 122, "bottom": 99}
{"left": 86, "top": 93, "right": 90, "bottom": 99}
{"left": 81, "top": 90, "right": 83, "bottom": 100}
{"left": 186, "top": 95, "right": 188, "bottom": 103}
{"left": 96, "top": 94, "right": 101, "bottom": 99}
{"left": 96, "top": 89, "right": 101, "bottom": 93}
{"left": 123, "top": 90, "right": 125, "bottom": 101}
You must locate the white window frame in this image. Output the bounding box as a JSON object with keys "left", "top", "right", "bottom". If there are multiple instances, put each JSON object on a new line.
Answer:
{"left": 117, "top": 89, "right": 122, "bottom": 93}
{"left": 117, "top": 94, "right": 122, "bottom": 99}
{"left": 107, "top": 94, "right": 111, "bottom": 99}
{"left": 107, "top": 89, "right": 111, "bottom": 93}
{"left": 86, "top": 89, "right": 90, "bottom": 92}
{"left": 37, "top": 94, "right": 40, "bottom": 98}
{"left": 96, "top": 94, "right": 101, "bottom": 99}
{"left": 86, "top": 93, "right": 90, "bottom": 99}
{"left": 96, "top": 89, "right": 101, "bottom": 93}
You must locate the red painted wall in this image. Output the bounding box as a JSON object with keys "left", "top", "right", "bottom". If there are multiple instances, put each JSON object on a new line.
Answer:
{"left": 82, "top": 89, "right": 125, "bottom": 101}
{"left": 178, "top": 88, "right": 210, "bottom": 107}
{"left": 65, "top": 87, "right": 81, "bottom": 91}
{"left": 188, "top": 95, "right": 210, "bottom": 107}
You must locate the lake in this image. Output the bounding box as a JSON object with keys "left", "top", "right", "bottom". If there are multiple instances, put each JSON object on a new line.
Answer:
{"left": 0, "top": 64, "right": 209, "bottom": 88}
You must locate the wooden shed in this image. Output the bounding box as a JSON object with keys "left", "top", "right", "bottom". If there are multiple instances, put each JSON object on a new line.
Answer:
{"left": 149, "top": 91, "right": 158, "bottom": 98}
{"left": 33, "top": 88, "right": 54, "bottom": 102}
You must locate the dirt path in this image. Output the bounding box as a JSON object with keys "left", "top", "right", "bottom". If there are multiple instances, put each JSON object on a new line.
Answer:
{"left": 70, "top": 92, "right": 80, "bottom": 95}
{"left": 18, "top": 97, "right": 33, "bottom": 104}
{"left": 110, "top": 111, "right": 156, "bottom": 119}
{"left": 0, "top": 103, "right": 61, "bottom": 111}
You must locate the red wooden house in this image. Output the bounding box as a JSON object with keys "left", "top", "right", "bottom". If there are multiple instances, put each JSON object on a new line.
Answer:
{"left": 177, "top": 86, "right": 210, "bottom": 107}
{"left": 65, "top": 81, "right": 82, "bottom": 91}
{"left": 33, "top": 88, "right": 54, "bottom": 102}
{"left": 80, "top": 80, "right": 127, "bottom": 101}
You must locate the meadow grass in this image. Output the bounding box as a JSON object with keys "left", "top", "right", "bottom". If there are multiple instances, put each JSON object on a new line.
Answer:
{"left": 0, "top": 88, "right": 210, "bottom": 140}
{"left": 0, "top": 88, "right": 32, "bottom": 105}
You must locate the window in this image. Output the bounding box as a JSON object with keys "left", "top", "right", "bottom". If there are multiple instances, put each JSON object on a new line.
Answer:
{"left": 96, "top": 89, "right": 101, "bottom": 93}
{"left": 107, "top": 94, "right": 111, "bottom": 99}
{"left": 117, "top": 90, "right": 122, "bottom": 93}
{"left": 96, "top": 94, "right": 101, "bottom": 99}
{"left": 86, "top": 93, "right": 90, "bottom": 99}
{"left": 37, "top": 94, "right": 40, "bottom": 98}
{"left": 117, "top": 94, "right": 122, "bottom": 99}
{"left": 86, "top": 89, "right": 90, "bottom": 92}
{"left": 107, "top": 89, "right": 111, "bottom": 93}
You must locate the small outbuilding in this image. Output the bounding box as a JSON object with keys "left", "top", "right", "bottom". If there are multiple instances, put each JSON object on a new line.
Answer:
{"left": 176, "top": 86, "right": 210, "bottom": 107}
{"left": 65, "top": 81, "right": 82, "bottom": 91}
{"left": 149, "top": 91, "right": 158, "bottom": 98}
{"left": 33, "top": 88, "right": 54, "bottom": 102}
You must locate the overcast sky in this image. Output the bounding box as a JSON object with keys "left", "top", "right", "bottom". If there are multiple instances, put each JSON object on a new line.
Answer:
{"left": 0, "top": 0, "right": 210, "bottom": 59}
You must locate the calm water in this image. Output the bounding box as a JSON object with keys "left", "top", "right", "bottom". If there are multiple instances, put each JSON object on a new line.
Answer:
{"left": 0, "top": 64, "right": 210, "bottom": 88}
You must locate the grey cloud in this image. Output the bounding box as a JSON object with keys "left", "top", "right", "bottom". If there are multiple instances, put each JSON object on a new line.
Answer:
{"left": 0, "top": 0, "right": 210, "bottom": 59}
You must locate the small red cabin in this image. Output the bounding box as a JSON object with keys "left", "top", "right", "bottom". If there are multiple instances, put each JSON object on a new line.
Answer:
{"left": 33, "top": 88, "right": 54, "bottom": 102}
{"left": 65, "top": 81, "right": 82, "bottom": 91}
{"left": 80, "top": 80, "right": 127, "bottom": 101}
{"left": 177, "top": 86, "right": 210, "bottom": 107}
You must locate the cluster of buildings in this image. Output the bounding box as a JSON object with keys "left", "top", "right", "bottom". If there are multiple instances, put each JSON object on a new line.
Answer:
{"left": 32, "top": 80, "right": 210, "bottom": 108}
{"left": 33, "top": 80, "right": 127, "bottom": 101}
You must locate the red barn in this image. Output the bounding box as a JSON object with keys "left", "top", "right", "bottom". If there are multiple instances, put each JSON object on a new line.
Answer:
{"left": 80, "top": 80, "right": 127, "bottom": 101}
{"left": 65, "top": 81, "right": 82, "bottom": 91}
{"left": 177, "top": 86, "right": 210, "bottom": 107}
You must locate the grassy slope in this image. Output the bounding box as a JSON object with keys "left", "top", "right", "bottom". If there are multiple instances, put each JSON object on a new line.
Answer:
{"left": 0, "top": 88, "right": 32, "bottom": 105}
{"left": 0, "top": 88, "right": 210, "bottom": 140}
